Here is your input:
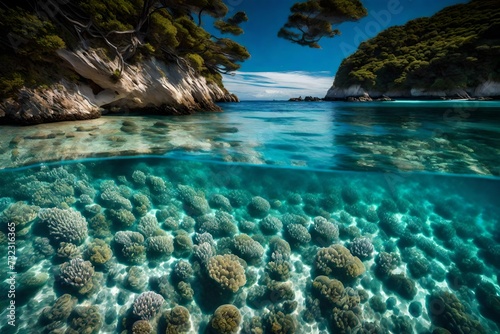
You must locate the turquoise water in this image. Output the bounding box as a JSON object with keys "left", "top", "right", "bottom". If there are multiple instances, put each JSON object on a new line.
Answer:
{"left": 1, "top": 101, "right": 500, "bottom": 175}
{"left": 0, "top": 101, "right": 499, "bottom": 333}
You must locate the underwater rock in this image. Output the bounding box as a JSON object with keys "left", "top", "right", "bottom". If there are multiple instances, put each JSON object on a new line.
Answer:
{"left": 39, "top": 294, "right": 77, "bottom": 326}
{"left": 146, "top": 235, "right": 174, "bottom": 259}
{"left": 126, "top": 266, "right": 148, "bottom": 292}
{"left": 310, "top": 216, "right": 339, "bottom": 245}
{"left": 176, "top": 281, "right": 194, "bottom": 302}
{"left": 193, "top": 242, "right": 215, "bottom": 266}
{"left": 374, "top": 252, "right": 401, "bottom": 277}
{"left": 147, "top": 175, "right": 167, "bottom": 194}
{"left": 369, "top": 296, "right": 387, "bottom": 313}
{"left": 132, "top": 320, "right": 152, "bottom": 334}
{"left": 132, "top": 193, "right": 152, "bottom": 217}
{"left": 409, "top": 301, "right": 422, "bottom": 317}
{"left": 0, "top": 201, "right": 39, "bottom": 227}
{"left": 107, "top": 208, "right": 136, "bottom": 228}
{"left": 57, "top": 242, "right": 81, "bottom": 260}
{"left": 209, "top": 304, "right": 242, "bottom": 334}
{"left": 132, "top": 170, "right": 147, "bottom": 186}
{"left": 177, "top": 184, "right": 210, "bottom": 216}
{"left": 39, "top": 207, "right": 88, "bottom": 245}
{"left": 209, "top": 194, "right": 233, "bottom": 212}
{"left": 66, "top": 305, "right": 102, "bottom": 334}
{"left": 315, "top": 244, "right": 365, "bottom": 282}
{"left": 386, "top": 274, "right": 417, "bottom": 300}
{"left": 85, "top": 239, "right": 112, "bottom": 265}
{"left": 173, "top": 231, "right": 193, "bottom": 258}
{"left": 285, "top": 223, "right": 312, "bottom": 246}
{"left": 248, "top": 196, "right": 271, "bottom": 218}
{"left": 114, "top": 231, "right": 146, "bottom": 264}
{"left": 226, "top": 189, "right": 251, "bottom": 208}
{"left": 173, "top": 260, "right": 194, "bottom": 282}
{"left": 207, "top": 254, "right": 246, "bottom": 293}
{"left": 58, "top": 258, "right": 95, "bottom": 290}
{"left": 133, "top": 291, "right": 165, "bottom": 320}
{"left": 475, "top": 281, "right": 500, "bottom": 324}
{"left": 348, "top": 237, "right": 374, "bottom": 260}
{"left": 259, "top": 215, "right": 283, "bottom": 235}
{"left": 264, "top": 311, "right": 297, "bottom": 334}
{"left": 162, "top": 306, "right": 191, "bottom": 333}
{"left": 233, "top": 234, "right": 265, "bottom": 263}
{"left": 312, "top": 275, "right": 346, "bottom": 307}
{"left": 281, "top": 213, "right": 308, "bottom": 226}
{"left": 426, "top": 290, "right": 486, "bottom": 334}
{"left": 138, "top": 215, "right": 161, "bottom": 238}
{"left": 266, "top": 256, "right": 293, "bottom": 282}
{"left": 331, "top": 308, "right": 362, "bottom": 334}
{"left": 196, "top": 211, "right": 237, "bottom": 237}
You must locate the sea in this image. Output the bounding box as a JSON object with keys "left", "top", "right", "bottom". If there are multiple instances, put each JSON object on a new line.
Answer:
{"left": 0, "top": 100, "right": 499, "bottom": 333}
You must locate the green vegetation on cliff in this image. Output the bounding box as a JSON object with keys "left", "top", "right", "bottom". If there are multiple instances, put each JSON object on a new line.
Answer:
{"left": 335, "top": 0, "right": 500, "bottom": 92}
{"left": 0, "top": 0, "right": 250, "bottom": 97}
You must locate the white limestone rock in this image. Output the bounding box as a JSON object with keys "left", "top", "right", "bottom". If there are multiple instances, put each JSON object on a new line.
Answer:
{"left": 0, "top": 47, "right": 236, "bottom": 124}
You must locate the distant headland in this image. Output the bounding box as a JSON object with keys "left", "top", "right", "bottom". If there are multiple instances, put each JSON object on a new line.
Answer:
{"left": 325, "top": 0, "right": 500, "bottom": 101}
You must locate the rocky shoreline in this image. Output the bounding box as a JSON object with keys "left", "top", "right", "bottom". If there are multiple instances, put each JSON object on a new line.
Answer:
{"left": 324, "top": 80, "right": 500, "bottom": 102}
{"left": 0, "top": 48, "right": 238, "bottom": 125}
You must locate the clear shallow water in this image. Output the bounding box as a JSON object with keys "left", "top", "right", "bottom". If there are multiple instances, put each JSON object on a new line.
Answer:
{"left": 0, "top": 101, "right": 499, "bottom": 333}
{"left": 1, "top": 100, "right": 499, "bottom": 175}
{"left": 0, "top": 157, "right": 499, "bottom": 333}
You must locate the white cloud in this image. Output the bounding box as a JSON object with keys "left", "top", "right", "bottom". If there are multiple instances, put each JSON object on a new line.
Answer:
{"left": 222, "top": 71, "right": 334, "bottom": 100}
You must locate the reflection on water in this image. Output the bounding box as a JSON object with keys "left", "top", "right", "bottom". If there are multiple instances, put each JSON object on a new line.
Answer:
{"left": 0, "top": 157, "right": 499, "bottom": 333}
{"left": 0, "top": 101, "right": 499, "bottom": 174}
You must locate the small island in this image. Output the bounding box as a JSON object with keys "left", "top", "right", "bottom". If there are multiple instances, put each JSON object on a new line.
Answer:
{"left": 288, "top": 96, "right": 323, "bottom": 102}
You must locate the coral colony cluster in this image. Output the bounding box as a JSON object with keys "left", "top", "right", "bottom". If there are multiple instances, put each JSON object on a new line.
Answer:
{"left": 0, "top": 158, "right": 498, "bottom": 334}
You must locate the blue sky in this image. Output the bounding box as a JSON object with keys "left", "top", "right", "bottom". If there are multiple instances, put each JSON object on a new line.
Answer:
{"left": 209, "top": 0, "right": 468, "bottom": 100}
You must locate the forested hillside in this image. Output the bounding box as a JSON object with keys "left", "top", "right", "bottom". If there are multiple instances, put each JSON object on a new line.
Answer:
{"left": 334, "top": 0, "right": 500, "bottom": 93}
{"left": 0, "top": 0, "right": 250, "bottom": 97}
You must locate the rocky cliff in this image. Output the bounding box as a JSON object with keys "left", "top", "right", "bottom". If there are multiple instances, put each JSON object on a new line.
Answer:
{"left": 325, "top": 80, "right": 500, "bottom": 100}
{"left": 0, "top": 48, "right": 237, "bottom": 125}
{"left": 325, "top": 0, "right": 500, "bottom": 101}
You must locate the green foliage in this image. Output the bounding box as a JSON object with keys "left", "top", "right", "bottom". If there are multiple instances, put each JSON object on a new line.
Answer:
{"left": 149, "top": 12, "right": 179, "bottom": 52}
{"left": 0, "top": 1, "right": 250, "bottom": 98}
{"left": 110, "top": 69, "right": 122, "bottom": 83}
{"left": 185, "top": 53, "right": 204, "bottom": 72}
{"left": 76, "top": 0, "right": 137, "bottom": 32}
{"left": 0, "top": 7, "right": 65, "bottom": 60}
{"left": 279, "top": 0, "right": 367, "bottom": 48}
{"left": 214, "top": 12, "right": 249, "bottom": 36}
{"left": 0, "top": 71, "right": 24, "bottom": 97}
{"left": 335, "top": 0, "right": 500, "bottom": 91}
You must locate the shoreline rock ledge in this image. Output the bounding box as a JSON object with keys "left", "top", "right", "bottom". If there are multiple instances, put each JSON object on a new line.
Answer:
{"left": 324, "top": 79, "right": 500, "bottom": 101}
{"left": 0, "top": 48, "right": 238, "bottom": 125}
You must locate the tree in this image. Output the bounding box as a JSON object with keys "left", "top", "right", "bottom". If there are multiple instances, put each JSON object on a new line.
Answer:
{"left": 278, "top": 0, "right": 367, "bottom": 48}
{"left": 214, "top": 11, "right": 249, "bottom": 36}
